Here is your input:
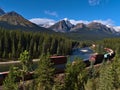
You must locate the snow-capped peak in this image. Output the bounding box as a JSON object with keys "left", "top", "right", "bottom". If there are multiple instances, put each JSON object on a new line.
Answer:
{"left": 113, "top": 26, "right": 120, "bottom": 32}
{"left": 64, "top": 18, "right": 68, "bottom": 21}
{"left": 106, "top": 25, "right": 120, "bottom": 33}
{"left": 64, "top": 19, "right": 74, "bottom": 28}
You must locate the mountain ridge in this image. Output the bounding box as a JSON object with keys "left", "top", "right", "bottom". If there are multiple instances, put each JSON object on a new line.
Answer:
{"left": 0, "top": 8, "right": 120, "bottom": 40}
{"left": 0, "top": 10, "right": 51, "bottom": 32}
{"left": 48, "top": 19, "right": 116, "bottom": 35}
{"left": 49, "top": 20, "right": 74, "bottom": 32}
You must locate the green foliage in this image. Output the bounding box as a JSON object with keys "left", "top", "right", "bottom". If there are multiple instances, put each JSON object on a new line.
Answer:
{"left": 19, "top": 50, "right": 32, "bottom": 72}
{"left": 97, "top": 54, "right": 120, "bottom": 90}
{"left": 96, "top": 38, "right": 120, "bottom": 52}
{"left": 52, "top": 80, "right": 65, "bottom": 90}
{"left": 19, "top": 50, "right": 32, "bottom": 90}
{"left": 64, "top": 57, "right": 88, "bottom": 90}
{"left": 35, "top": 53, "right": 55, "bottom": 90}
{"left": 0, "top": 29, "right": 76, "bottom": 60}
{"left": 3, "top": 66, "right": 19, "bottom": 90}
{"left": 98, "top": 63, "right": 114, "bottom": 90}
{"left": 111, "top": 53, "right": 120, "bottom": 89}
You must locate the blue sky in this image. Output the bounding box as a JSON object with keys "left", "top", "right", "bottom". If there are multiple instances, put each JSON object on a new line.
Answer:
{"left": 0, "top": 0, "right": 120, "bottom": 26}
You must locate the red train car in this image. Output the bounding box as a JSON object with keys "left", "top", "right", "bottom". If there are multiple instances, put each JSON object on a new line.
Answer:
{"left": 50, "top": 56, "right": 67, "bottom": 65}
{"left": 50, "top": 56, "right": 67, "bottom": 73}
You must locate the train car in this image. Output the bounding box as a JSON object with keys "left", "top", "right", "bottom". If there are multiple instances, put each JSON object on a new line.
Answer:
{"left": 50, "top": 56, "right": 67, "bottom": 73}
{"left": 50, "top": 56, "right": 67, "bottom": 65}
{"left": 0, "top": 52, "right": 115, "bottom": 85}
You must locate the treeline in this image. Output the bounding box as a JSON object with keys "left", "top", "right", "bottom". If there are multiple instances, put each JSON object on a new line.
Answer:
{"left": 3, "top": 38, "right": 120, "bottom": 90}
{"left": 0, "top": 28, "right": 77, "bottom": 60}
{"left": 101, "top": 38, "right": 120, "bottom": 53}
{"left": 94, "top": 38, "right": 120, "bottom": 53}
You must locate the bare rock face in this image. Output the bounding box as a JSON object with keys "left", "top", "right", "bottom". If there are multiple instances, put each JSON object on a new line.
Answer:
{"left": 0, "top": 11, "right": 36, "bottom": 27}
{"left": 0, "top": 11, "right": 47, "bottom": 31}
{"left": 49, "top": 20, "right": 116, "bottom": 34}
{"left": 49, "top": 20, "right": 74, "bottom": 32}
{"left": 86, "top": 22, "right": 114, "bottom": 34}
{"left": 70, "top": 23, "right": 86, "bottom": 31}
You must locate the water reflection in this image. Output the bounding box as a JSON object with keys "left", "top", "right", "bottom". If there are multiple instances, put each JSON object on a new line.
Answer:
{"left": 70, "top": 47, "right": 93, "bottom": 62}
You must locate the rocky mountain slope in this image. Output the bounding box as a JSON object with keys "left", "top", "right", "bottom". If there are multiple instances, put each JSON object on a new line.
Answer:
{"left": 49, "top": 20, "right": 74, "bottom": 32}
{"left": 0, "top": 9, "right": 50, "bottom": 32}
{"left": 49, "top": 20, "right": 116, "bottom": 35}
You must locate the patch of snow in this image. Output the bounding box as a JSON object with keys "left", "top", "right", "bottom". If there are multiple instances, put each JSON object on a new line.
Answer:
{"left": 113, "top": 26, "right": 120, "bottom": 32}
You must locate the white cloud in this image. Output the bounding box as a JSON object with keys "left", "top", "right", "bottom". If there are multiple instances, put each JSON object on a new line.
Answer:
{"left": 69, "top": 19, "right": 114, "bottom": 26}
{"left": 30, "top": 17, "right": 116, "bottom": 30}
{"left": 92, "top": 19, "right": 114, "bottom": 26}
{"left": 44, "top": 10, "right": 58, "bottom": 17}
{"left": 29, "top": 18, "right": 56, "bottom": 27}
{"left": 88, "top": 0, "right": 101, "bottom": 6}
{"left": 88, "top": 0, "right": 109, "bottom": 6}
{"left": 70, "top": 19, "right": 90, "bottom": 25}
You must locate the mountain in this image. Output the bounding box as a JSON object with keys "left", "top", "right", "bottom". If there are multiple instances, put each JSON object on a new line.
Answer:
{"left": 70, "top": 23, "right": 87, "bottom": 31}
{"left": 86, "top": 22, "right": 115, "bottom": 34}
{"left": 48, "top": 20, "right": 118, "bottom": 40}
{"left": 0, "top": 8, "right": 5, "bottom": 16}
{"left": 70, "top": 22, "right": 116, "bottom": 34}
{"left": 0, "top": 8, "right": 118, "bottom": 40}
{"left": 49, "top": 20, "right": 116, "bottom": 34}
{"left": 0, "top": 11, "right": 49, "bottom": 31}
{"left": 49, "top": 20, "right": 74, "bottom": 32}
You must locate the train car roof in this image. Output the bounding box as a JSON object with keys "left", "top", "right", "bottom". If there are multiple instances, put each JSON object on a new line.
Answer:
{"left": 50, "top": 56, "right": 67, "bottom": 59}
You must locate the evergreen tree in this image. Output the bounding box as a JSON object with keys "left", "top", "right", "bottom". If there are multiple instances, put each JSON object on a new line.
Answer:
{"left": 64, "top": 57, "right": 88, "bottom": 90}
{"left": 19, "top": 50, "right": 32, "bottom": 90}
{"left": 3, "top": 66, "right": 19, "bottom": 90}
{"left": 0, "top": 29, "right": 74, "bottom": 60}
{"left": 12, "top": 39, "right": 16, "bottom": 59}
{"left": 111, "top": 53, "right": 120, "bottom": 89}
{"left": 35, "top": 53, "right": 55, "bottom": 90}
{"left": 98, "top": 63, "right": 114, "bottom": 90}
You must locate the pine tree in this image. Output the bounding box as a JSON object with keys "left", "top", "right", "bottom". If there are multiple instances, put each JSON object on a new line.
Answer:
{"left": 3, "top": 66, "right": 19, "bottom": 90}
{"left": 35, "top": 53, "right": 55, "bottom": 90}
{"left": 19, "top": 50, "right": 32, "bottom": 90}
{"left": 111, "top": 53, "right": 120, "bottom": 89}
{"left": 98, "top": 64, "right": 114, "bottom": 90}
{"left": 64, "top": 57, "right": 88, "bottom": 90}
{"left": 12, "top": 39, "right": 16, "bottom": 59}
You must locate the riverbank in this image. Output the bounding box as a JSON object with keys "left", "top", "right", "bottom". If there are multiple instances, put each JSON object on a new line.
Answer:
{"left": 0, "top": 59, "right": 39, "bottom": 72}
{"left": 0, "top": 59, "right": 39, "bottom": 65}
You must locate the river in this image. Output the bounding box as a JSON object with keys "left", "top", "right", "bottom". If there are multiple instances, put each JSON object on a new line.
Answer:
{"left": 70, "top": 47, "right": 94, "bottom": 62}
{"left": 0, "top": 47, "right": 94, "bottom": 72}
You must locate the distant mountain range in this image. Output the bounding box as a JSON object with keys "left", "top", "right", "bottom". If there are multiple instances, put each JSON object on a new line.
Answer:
{"left": 0, "top": 8, "right": 120, "bottom": 40}
{"left": 33, "top": 18, "right": 120, "bottom": 33}
{"left": 48, "top": 19, "right": 120, "bottom": 40}
{"left": 48, "top": 19, "right": 116, "bottom": 34}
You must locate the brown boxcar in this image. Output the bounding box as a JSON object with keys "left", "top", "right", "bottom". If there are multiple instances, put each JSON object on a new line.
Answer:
{"left": 50, "top": 56, "right": 67, "bottom": 65}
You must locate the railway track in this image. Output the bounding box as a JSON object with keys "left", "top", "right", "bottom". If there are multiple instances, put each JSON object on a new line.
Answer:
{"left": 0, "top": 48, "right": 115, "bottom": 86}
{"left": 0, "top": 59, "right": 39, "bottom": 66}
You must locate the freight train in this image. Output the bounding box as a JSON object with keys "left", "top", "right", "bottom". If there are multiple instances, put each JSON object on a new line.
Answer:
{"left": 0, "top": 49, "right": 115, "bottom": 85}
